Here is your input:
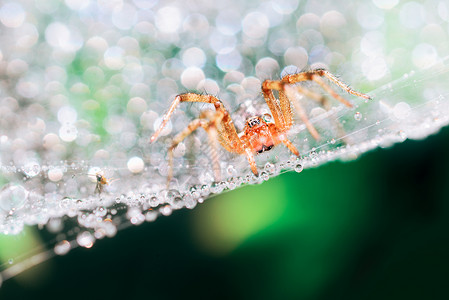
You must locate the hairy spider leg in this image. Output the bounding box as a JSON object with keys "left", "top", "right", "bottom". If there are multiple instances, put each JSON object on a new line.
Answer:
{"left": 283, "top": 84, "right": 321, "bottom": 140}
{"left": 263, "top": 68, "right": 371, "bottom": 140}
{"left": 261, "top": 82, "right": 289, "bottom": 130}
{"left": 152, "top": 93, "right": 261, "bottom": 179}
{"left": 150, "top": 95, "right": 181, "bottom": 143}
{"left": 151, "top": 93, "right": 249, "bottom": 153}
{"left": 211, "top": 102, "right": 261, "bottom": 175}
{"left": 151, "top": 93, "right": 223, "bottom": 143}
{"left": 263, "top": 80, "right": 321, "bottom": 140}
{"left": 277, "top": 90, "right": 293, "bottom": 129}
{"left": 212, "top": 101, "right": 246, "bottom": 154}
{"left": 287, "top": 84, "right": 331, "bottom": 109}
{"left": 280, "top": 134, "right": 300, "bottom": 157}
{"left": 167, "top": 110, "right": 224, "bottom": 186}
{"left": 283, "top": 68, "right": 372, "bottom": 141}
{"left": 281, "top": 69, "right": 371, "bottom": 107}
{"left": 317, "top": 69, "right": 371, "bottom": 100}
{"left": 243, "top": 147, "right": 258, "bottom": 175}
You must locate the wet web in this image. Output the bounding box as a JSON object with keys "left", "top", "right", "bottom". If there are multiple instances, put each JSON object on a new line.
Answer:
{"left": 1, "top": 0, "right": 449, "bottom": 285}
{"left": 1, "top": 59, "right": 449, "bottom": 282}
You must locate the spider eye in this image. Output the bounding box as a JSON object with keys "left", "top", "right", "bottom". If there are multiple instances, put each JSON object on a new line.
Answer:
{"left": 262, "top": 114, "right": 273, "bottom": 123}
{"left": 248, "top": 117, "right": 260, "bottom": 128}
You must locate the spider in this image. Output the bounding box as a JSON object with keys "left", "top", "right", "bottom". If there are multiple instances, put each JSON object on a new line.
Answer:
{"left": 150, "top": 68, "right": 371, "bottom": 184}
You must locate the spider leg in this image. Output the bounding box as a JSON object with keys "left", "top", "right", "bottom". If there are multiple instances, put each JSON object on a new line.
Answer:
{"left": 283, "top": 84, "right": 321, "bottom": 140}
{"left": 288, "top": 85, "right": 330, "bottom": 109}
{"left": 212, "top": 101, "right": 246, "bottom": 154}
{"left": 167, "top": 110, "right": 224, "bottom": 186}
{"left": 212, "top": 101, "right": 263, "bottom": 176}
{"left": 150, "top": 93, "right": 224, "bottom": 143}
{"left": 153, "top": 92, "right": 265, "bottom": 178}
{"left": 281, "top": 69, "right": 371, "bottom": 107}
{"left": 262, "top": 80, "right": 320, "bottom": 140}
{"left": 316, "top": 69, "right": 371, "bottom": 100}
{"left": 261, "top": 82, "right": 288, "bottom": 130}
{"left": 280, "top": 136, "right": 300, "bottom": 157}
{"left": 150, "top": 95, "right": 180, "bottom": 143}
{"left": 309, "top": 75, "right": 353, "bottom": 107}
{"left": 243, "top": 147, "right": 258, "bottom": 176}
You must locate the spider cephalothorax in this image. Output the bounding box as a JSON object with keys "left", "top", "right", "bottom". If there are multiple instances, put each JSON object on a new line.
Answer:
{"left": 150, "top": 67, "right": 371, "bottom": 185}
{"left": 243, "top": 115, "right": 277, "bottom": 154}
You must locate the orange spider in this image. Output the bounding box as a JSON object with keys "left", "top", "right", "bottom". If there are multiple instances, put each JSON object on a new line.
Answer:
{"left": 150, "top": 68, "right": 370, "bottom": 183}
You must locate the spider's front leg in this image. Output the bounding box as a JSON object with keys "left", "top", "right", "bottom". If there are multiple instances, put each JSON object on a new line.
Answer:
{"left": 281, "top": 68, "right": 371, "bottom": 105}
{"left": 166, "top": 110, "right": 224, "bottom": 187}
{"left": 150, "top": 93, "right": 224, "bottom": 143}
{"left": 262, "top": 80, "right": 321, "bottom": 140}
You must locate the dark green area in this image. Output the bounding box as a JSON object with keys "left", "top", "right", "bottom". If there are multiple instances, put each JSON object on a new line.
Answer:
{"left": 1, "top": 126, "right": 448, "bottom": 300}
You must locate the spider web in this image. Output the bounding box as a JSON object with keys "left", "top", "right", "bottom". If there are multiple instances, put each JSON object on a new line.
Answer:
{"left": 1, "top": 58, "right": 449, "bottom": 283}
{"left": 1, "top": 0, "right": 449, "bottom": 285}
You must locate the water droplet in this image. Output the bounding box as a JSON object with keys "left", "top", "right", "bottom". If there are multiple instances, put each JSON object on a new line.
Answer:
{"left": 59, "top": 124, "right": 78, "bottom": 142}
{"left": 54, "top": 240, "right": 71, "bottom": 255}
{"left": 48, "top": 167, "right": 64, "bottom": 182}
{"left": 127, "top": 156, "right": 144, "bottom": 173}
{"left": 184, "top": 194, "right": 197, "bottom": 209}
{"left": 398, "top": 130, "right": 407, "bottom": 141}
{"left": 260, "top": 171, "right": 269, "bottom": 181}
{"left": 145, "top": 210, "right": 158, "bottom": 222}
{"left": 47, "top": 218, "right": 63, "bottom": 233}
{"left": 226, "top": 165, "right": 236, "bottom": 175}
{"left": 354, "top": 112, "right": 362, "bottom": 121}
{"left": 94, "top": 228, "right": 106, "bottom": 239}
{"left": 76, "top": 231, "right": 95, "bottom": 248}
{"left": 393, "top": 102, "right": 411, "bottom": 120}
{"left": 264, "top": 162, "right": 275, "bottom": 174}
{"left": 210, "top": 182, "right": 224, "bottom": 194}
{"left": 94, "top": 206, "right": 107, "bottom": 217}
{"left": 127, "top": 208, "right": 145, "bottom": 225}
{"left": 22, "top": 163, "right": 41, "bottom": 177}
{"left": 160, "top": 205, "right": 172, "bottom": 216}
{"left": 200, "top": 185, "right": 210, "bottom": 196}
{"left": 330, "top": 138, "right": 336, "bottom": 145}
{"left": 294, "top": 164, "right": 303, "bottom": 173}
{"left": 0, "top": 184, "right": 28, "bottom": 212}
{"left": 148, "top": 196, "right": 159, "bottom": 207}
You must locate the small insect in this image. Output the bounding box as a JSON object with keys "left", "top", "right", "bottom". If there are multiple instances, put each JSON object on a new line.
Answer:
{"left": 150, "top": 67, "right": 371, "bottom": 184}
{"left": 88, "top": 171, "right": 117, "bottom": 194}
